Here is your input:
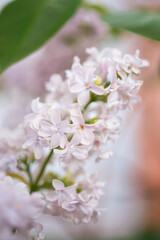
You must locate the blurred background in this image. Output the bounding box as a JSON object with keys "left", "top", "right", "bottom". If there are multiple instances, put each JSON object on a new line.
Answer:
{"left": 0, "top": 0, "right": 160, "bottom": 239}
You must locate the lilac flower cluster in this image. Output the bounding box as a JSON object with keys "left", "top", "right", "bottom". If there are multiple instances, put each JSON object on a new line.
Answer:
{"left": 0, "top": 47, "right": 148, "bottom": 239}
{"left": 0, "top": 176, "right": 44, "bottom": 240}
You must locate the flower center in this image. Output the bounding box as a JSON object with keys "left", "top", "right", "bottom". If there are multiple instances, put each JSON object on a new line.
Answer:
{"left": 95, "top": 76, "right": 102, "bottom": 86}
{"left": 95, "top": 140, "right": 100, "bottom": 147}
{"left": 14, "top": 202, "right": 22, "bottom": 210}
{"left": 80, "top": 125, "right": 84, "bottom": 129}
{"left": 85, "top": 83, "right": 89, "bottom": 88}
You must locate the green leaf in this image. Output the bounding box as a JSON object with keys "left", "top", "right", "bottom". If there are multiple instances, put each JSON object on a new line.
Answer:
{"left": 82, "top": 1, "right": 107, "bottom": 14}
{"left": 0, "top": 0, "right": 81, "bottom": 73}
{"left": 103, "top": 11, "right": 160, "bottom": 41}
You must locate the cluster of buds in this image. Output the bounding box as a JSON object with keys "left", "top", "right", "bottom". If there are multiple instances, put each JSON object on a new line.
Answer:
{"left": 0, "top": 47, "right": 148, "bottom": 239}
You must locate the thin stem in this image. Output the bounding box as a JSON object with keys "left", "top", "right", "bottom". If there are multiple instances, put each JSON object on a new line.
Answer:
{"left": 31, "top": 149, "right": 53, "bottom": 192}
{"left": 82, "top": 99, "right": 92, "bottom": 113}
{"left": 8, "top": 172, "right": 29, "bottom": 186}
{"left": 26, "top": 163, "right": 33, "bottom": 186}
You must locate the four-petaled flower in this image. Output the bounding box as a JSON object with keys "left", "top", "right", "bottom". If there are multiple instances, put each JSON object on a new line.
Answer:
{"left": 66, "top": 61, "right": 107, "bottom": 106}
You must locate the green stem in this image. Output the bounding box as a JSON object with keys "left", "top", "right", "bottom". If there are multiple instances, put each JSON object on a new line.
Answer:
{"left": 26, "top": 164, "right": 33, "bottom": 187}
{"left": 8, "top": 172, "right": 29, "bottom": 186}
{"left": 82, "top": 99, "right": 92, "bottom": 113}
{"left": 31, "top": 149, "right": 53, "bottom": 192}
{"left": 82, "top": 1, "right": 108, "bottom": 14}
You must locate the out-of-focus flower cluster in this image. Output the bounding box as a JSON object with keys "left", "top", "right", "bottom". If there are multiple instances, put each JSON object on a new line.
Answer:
{"left": 0, "top": 47, "right": 148, "bottom": 239}
{"left": 124, "top": 0, "right": 160, "bottom": 10}
{"left": 2, "top": 9, "right": 107, "bottom": 96}
{"left": 0, "top": 176, "right": 44, "bottom": 240}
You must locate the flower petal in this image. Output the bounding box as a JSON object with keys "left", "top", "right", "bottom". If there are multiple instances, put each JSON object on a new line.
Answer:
{"left": 52, "top": 179, "right": 64, "bottom": 190}
{"left": 77, "top": 90, "right": 90, "bottom": 106}
{"left": 46, "top": 191, "right": 57, "bottom": 202}
{"left": 50, "top": 132, "right": 61, "bottom": 148}
{"left": 50, "top": 110, "right": 61, "bottom": 124}
{"left": 91, "top": 84, "right": 106, "bottom": 95}
{"left": 34, "top": 142, "right": 43, "bottom": 159}
{"left": 70, "top": 83, "right": 84, "bottom": 93}
{"left": 62, "top": 201, "right": 76, "bottom": 212}
{"left": 80, "top": 128, "right": 95, "bottom": 145}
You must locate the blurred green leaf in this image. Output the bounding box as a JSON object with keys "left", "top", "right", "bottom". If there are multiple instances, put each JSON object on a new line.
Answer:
{"left": 0, "top": 0, "right": 81, "bottom": 73}
{"left": 82, "top": 1, "right": 107, "bottom": 14}
{"left": 103, "top": 11, "right": 160, "bottom": 41}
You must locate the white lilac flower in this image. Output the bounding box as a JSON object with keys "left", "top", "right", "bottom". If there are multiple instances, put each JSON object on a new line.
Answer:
{"left": 62, "top": 194, "right": 99, "bottom": 224}
{"left": 85, "top": 47, "right": 118, "bottom": 82}
{"left": 84, "top": 102, "right": 121, "bottom": 143}
{"left": 24, "top": 98, "right": 45, "bottom": 131}
{"left": 45, "top": 74, "right": 71, "bottom": 102}
{"left": 107, "top": 76, "right": 143, "bottom": 110}
{"left": 92, "top": 136, "right": 113, "bottom": 162}
{"left": 38, "top": 109, "right": 71, "bottom": 149}
{"left": 0, "top": 149, "right": 17, "bottom": 172}
{"left": 47, "top": 180, "right": 77, "bottom": 205}
{"left": 79, "top": 173, "right": 105, "bottom": 200}
{"left": 0, "top": 177, "right": 44, "bottom": 239}
{"left": 0, "top": 127, "right": 28, "bottom": 172}
{"left": 45, "top": 74, "right": 75, "bottom": 118}
{"left": 97, "top": 115, "right": 121, "bottom": 142}
{"left": 45, "top": 74, "right": 66, "bottom": 97}
{"left": 46, "top": 180, "right": 78, "bottom": 216}
{"left": 117, "top": 77, "right": 143, "bottom": 110}
{"left": 0, "top": 46, "right": 148, "bottom": 230}
{"left": 23, "top": 128, "right": 46, "bottom": 159}
{"left": 70, "top": 105, "right": 96, "bottom": 145}
{"left": 54, "top": 134, "right": 89, "bottom": 164}
{"left": 30, "top": 223, "right": 45, "bottom": 240}
{"left": 119, "top": 49, "right": 149, "bottom": 75}
{"left": 86, "top": 47, "right": 149, "bottom": 81}
{"left": 66, "top": 60, "right": 107, "bottom": 106}
{"left": 23, "top": 99, "right": 74, "bottom": 158}
{"left": 46, "top": 179, "right": 99, "bottom": 224}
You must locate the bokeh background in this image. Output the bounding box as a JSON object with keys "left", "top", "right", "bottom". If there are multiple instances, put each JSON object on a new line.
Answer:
{"left": 0, "top": 0, "right": 160, "bottom": 239}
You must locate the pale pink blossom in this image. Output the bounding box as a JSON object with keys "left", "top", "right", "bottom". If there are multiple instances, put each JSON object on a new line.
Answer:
{"left": 23, "top": 100, "right": 73, "bottom": 158}
{"left": 86, "top": 47, "right": 149, "bottom": 81}
{"left": 0, "top": 46, "right": 148, "bottom": 231}
{"left": 54, "top": 134, "right": 88, "bottom": 163}
{"left": 23, "top": 128, "right": 46, "bottom": 159}
{"left": 113, "top": 77, "right": 143, "bottom": 110}
{"left": 92, "top": 136, "right": 113, "bottom": 162}
{"left": 79, "top": 173, "right": 105, "bottom": 200}
{"left": 66, "top": 61, "right": 107, "bottom": 106}
{"left": 0, "top": 177, "right": 44, "bottom": 239}
{"left": 86, "top": 47, "right": 118, "bottom": 81}
{"left": 62, "top": 194, "right": 99, "bottom": 224}
{"left": 0, "top": 127, "right": 28, "bottom": 172}
{"left": 47, "top": 180, "right": 77, "bottom": 205}
{"left": 46, "top": 179, "right": 99, "bottom": 224}
{"left": 38, "top": 110, "right": 71, "bottom": 149}
{"left": 119, "top": 49, "right": 149, "bottom": 75}
{"left": 70, "top": 105, "right": 96, "bottom": 145}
